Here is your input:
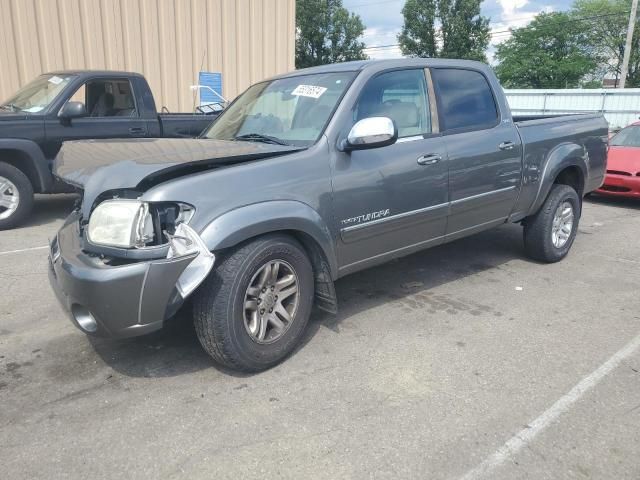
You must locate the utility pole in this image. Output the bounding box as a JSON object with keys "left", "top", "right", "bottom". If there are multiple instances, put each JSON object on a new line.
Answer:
{"left": 620, "top": 0, "right": 639, "bottom": 88}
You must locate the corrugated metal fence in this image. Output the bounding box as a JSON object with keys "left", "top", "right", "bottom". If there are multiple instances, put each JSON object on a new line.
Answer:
{"left": 505, "top": 89, "right": 640, "bottom": 129}
{"left": 0, "top": 0, "right": 295, "bottom": 112}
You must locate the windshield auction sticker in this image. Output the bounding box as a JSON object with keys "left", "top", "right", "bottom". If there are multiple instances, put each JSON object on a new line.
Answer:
{"left": 48, "top": 76, "right": 64, "bottom": 85}
{"left": 291, "top": 85, "right": 327, "bottom": 99}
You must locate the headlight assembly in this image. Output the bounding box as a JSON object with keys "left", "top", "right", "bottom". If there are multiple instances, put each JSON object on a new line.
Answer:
{"left": 87, "top": 200, "right": 153, "bottom": 248}
{"left": 87, "top": 200, "right": 195, "bottom": 249}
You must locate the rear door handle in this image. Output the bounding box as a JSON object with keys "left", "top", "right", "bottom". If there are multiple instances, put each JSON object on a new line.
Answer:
{"left": 417, "top": 153, "right": 442, "bottom": 166}
{"left": 499, "top": 141, "right": 515, "bottom": 151}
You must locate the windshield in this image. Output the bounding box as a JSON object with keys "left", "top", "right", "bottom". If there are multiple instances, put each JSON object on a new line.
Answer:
{"left": 1, "top": 74, "right": 75, "bottom": 113}
{"left": 203, "top": 72, "right": 356, "bottom": 146}
{"left": 610, "top": 125, "right": 640, "bottom": 147}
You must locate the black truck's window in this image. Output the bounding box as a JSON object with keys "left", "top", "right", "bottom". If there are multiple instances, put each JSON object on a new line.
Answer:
{"left": 432, "top": 69, "right": 498, "bottom": 131}
{"left": 69, "top": 79, "right": 137, "bottom": 117}
{"left": 355, "top": 69, "right": 431, "bottom": 138}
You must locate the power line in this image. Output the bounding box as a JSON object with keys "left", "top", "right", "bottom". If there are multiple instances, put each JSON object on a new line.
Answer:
{"left": 489, "top": 10, "right": 630, "bottom": 36}
{"left": 348, "top": 0, "right": 402, "bottom": 8}
{"left": 363, "top": 10, "right": 633, "bottom": 50}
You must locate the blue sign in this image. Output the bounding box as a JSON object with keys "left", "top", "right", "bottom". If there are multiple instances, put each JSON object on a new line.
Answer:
{"left": 198, "top": 72, "right": 224, "bottom": 105}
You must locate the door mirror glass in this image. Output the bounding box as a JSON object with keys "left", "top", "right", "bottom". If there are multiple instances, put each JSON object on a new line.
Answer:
{"left": 345, "top": 116, "right": 397, "bottom": 151}
{"left": 58, "top": 101, "right": 87, "bottom": 120}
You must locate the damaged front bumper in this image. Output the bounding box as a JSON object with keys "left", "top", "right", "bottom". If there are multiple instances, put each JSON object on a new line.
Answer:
{"left": 48, "top": 212, "right": 214, "bottom": 338}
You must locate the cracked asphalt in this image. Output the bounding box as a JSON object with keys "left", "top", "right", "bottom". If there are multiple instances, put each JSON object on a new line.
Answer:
{"left": 1, "top": 193, "right": 639, "bottom": 479}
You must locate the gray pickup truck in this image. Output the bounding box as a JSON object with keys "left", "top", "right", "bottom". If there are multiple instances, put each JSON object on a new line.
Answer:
{"left": 48, "top": 59, "right": 608, "bottom": 372}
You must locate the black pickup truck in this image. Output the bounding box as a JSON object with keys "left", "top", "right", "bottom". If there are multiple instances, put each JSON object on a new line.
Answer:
{"left": 0, "top": 70, "right": 219, "bottom": 229}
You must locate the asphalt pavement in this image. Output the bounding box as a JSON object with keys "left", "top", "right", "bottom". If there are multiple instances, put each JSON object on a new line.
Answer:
{"left": 1, "top": 193, "right": 639, "bottom": 479}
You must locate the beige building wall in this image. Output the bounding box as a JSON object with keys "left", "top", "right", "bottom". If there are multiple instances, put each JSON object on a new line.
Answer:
{"left": 0, "top": 0, "right": 295, "bottom": 112}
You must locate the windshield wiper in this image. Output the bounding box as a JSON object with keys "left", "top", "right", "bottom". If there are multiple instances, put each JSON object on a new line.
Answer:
{"left": 0, "top": 104, "right": 18, "bottom": 112}
{"left": 234, "top": 133, "right": 290, "bottom": 146}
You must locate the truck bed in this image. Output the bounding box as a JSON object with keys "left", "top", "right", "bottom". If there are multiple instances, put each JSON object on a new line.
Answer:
{"left": 509, "top": 112, "right": 609, "bottom": 222}
{"left": 513, "top": 113, "right": 602, "bottom": 124}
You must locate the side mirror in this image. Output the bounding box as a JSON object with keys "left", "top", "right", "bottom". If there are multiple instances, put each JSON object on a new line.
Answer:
{"left": 343, "top": 117, "right": 397, "bottom": 151}
{"left": 58, "top": 101, "right": 87, "bottom": 121}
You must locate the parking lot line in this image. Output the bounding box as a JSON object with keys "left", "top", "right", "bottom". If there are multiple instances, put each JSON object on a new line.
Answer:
{"left": 460, "top": 331, "right": 640, "bottom": 480}
{"left": 0, "top": 245, "right": 49, "bottom": 256}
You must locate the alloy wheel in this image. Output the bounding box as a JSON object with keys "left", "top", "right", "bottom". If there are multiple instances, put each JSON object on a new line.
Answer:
{"left": 551, "top": 201, "right": 574, "bottom": 248}
{"left": 243, "top": 260, "right": 300, "bottom": 344}
{"left": 0, "top": 176, "right": 20, "bottom": 221}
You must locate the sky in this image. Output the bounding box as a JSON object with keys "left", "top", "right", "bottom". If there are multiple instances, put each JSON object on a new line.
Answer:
{"left": 341, "top": 0, "right": 575, "bottom": 61}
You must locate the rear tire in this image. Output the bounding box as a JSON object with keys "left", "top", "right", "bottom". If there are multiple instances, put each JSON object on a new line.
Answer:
{"left": 523, "top": 184, "right": 580, "bottom": 263}
{"left": 0, "top": 163, "right": 34, "bottom": 230}
{"left": 193, "top": 234, "right": 314, "bottom": 372}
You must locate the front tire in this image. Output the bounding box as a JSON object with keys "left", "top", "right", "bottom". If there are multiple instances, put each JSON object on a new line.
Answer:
{"left": 193, "top": 234, "right": 314, "bottom": 372}
{"left": 523, "top": 184, "right": 580, "bottom": 263}
{"left": 0, "top": 163, "right": 34, "bottom": 230}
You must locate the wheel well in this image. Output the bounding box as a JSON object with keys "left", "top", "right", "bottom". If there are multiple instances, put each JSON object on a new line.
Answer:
{"left": 282, "top": 229, "right": 333, "bottom": 278}
{"left": 553, "top": 165, "right": 584, "bottom": 197}
{"left": 0, "top": 150, "right": 41, "bottom": 193}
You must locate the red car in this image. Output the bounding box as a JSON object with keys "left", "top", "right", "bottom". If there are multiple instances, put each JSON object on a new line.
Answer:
{"left": 597, "top": 122, "right": 640, "bottom": 198}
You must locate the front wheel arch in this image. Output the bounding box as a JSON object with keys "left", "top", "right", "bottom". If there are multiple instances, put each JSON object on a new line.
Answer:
{"left": 199, "top": 201, "right": 338, "bottom": 280}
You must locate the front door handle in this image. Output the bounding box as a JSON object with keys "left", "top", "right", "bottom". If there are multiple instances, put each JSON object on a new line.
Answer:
{"left": 417, "top": 153, "right": 442, "bottom": 166}
{"left": 499, "top": 141, "right": 515, "bottom": 151}
{"left": 129, "top": 127, "right": 146, "bottom": 136}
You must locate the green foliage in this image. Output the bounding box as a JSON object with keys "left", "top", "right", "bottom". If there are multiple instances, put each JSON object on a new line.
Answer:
{"left": 295, "top": 0, "right": 368, "bottom": 68}
{"left": 573, "top": 0, "right": 640, "bottom": 87}
{"left": 494, "top": 12, "right": 598, "bottom": 88}
{"left": 398, "top": 0, "right": 490, "bottom": 61}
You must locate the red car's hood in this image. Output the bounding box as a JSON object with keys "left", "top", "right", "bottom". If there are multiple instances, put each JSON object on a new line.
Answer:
{"left": 607, "top": 146, "right": 640, "bottom": 174}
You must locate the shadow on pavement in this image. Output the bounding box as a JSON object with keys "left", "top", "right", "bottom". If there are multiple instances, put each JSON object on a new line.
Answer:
{"left": 88, "top": 307, "right": 227, "bottom": 378}
{"left": 21, "top": 194, "right": 78, "bottom": 228}
{"left": 299, "top": 222, "right": 525, "bottom": 347}
{"left": 90, "top": 222, "right": 526, "bottom": 378}
{"left": 585, "top": 193, "right": 640, "bottom": 210}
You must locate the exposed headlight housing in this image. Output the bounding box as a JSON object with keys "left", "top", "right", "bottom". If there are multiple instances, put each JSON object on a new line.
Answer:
{"left": 87, "top": 200, "right": 153, "bottom": 248}
{"left": 87, "top": 199, "right": 196, "bottom": 249}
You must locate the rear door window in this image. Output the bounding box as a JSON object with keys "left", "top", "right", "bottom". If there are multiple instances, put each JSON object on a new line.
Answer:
{"left": 432, "top": 68, "right": 498, "bottom": 132}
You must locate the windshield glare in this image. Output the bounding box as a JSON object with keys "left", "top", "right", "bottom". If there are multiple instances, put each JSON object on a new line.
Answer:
{"left": 204, "top": 72, "right": 356, "bottom": 146}
{"left": 611, "top": 125, "right": 640, "bottom": 147}
{"left": 1, "top": 74, "right": 75, "bottom": 113}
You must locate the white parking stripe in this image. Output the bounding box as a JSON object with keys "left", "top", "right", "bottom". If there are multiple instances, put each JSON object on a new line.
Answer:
{"left": 0, "top": 245, "right": 49, "bottom": 256}
{"left": 460, "top": 332, "right": 640, "bottom": 480}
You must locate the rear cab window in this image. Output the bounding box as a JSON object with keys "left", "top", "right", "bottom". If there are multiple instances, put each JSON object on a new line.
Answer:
{"left": 431, "top": 68, "right": 498, "bottom": 132}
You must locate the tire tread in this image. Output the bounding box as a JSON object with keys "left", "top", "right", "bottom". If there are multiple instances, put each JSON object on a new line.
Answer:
{"left": 193, "top": 234, "right": 313, "bottom": 372}
{"left": 523, "top": 184, "right": 580, "bottom": 263}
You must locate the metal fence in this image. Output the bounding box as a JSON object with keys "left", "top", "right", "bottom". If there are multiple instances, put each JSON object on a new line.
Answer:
{"left": 504, "top": 89, "right": 640, "bottom": 129}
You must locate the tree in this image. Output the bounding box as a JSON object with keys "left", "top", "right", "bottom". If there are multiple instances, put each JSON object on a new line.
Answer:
{"left": 398, "top": 0, "right": 490, "bottom": 61}
{"left": 573, "top": 0, "right": 640, "bottom": 87}
{"left": 295, "top": 0, "right": 368, "bottom": 68}
{"left": 494, "top": 12, "right": 598, "bottom": 88}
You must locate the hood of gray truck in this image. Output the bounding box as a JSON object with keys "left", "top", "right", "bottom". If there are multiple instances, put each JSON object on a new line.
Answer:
{"left": 54, "top": 138, "right": 302, "bottom": 215}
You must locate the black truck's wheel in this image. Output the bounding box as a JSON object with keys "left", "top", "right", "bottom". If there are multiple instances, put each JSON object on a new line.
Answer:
{"left": 0, "top": 163, "right": 34, "bottom": 230}
{"left": 523, "top": 184, "right": 580, "bottom": 263}
{"left": 193, "top": 234, "right": 314, "bottom": 372}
